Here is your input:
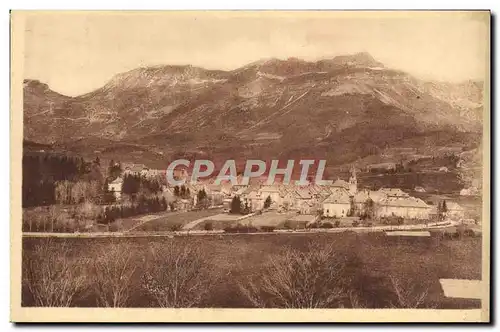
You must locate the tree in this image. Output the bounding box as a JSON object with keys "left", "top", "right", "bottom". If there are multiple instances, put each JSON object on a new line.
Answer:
{"left": 243, "top": 201, "right": 251, "bottom": 214}
{"left": 230, "top": 196, "right": 242, "bottom": 214}
{"left": 197, "top": 189, "right": 209, "bottom": 209}
{"left": 264, "top": 195, "right": 272, "bottom": 209}
{"left": 142, "top": 241, "right": 215, "bottom": 307}
{"left": 437, "top": 200, "right": 448, "bottom": 221}
{"left": 347, "top": 196, "right": 355, "bottom": 217}
{"left": 23, "top": 239, "right": 88, "bottom": 307}
{"left": 161, "top": 197, "right": 168, "bottom": 210}
{"left": 364, "top": 198, "right": 375, "bottom": 220}
{"left": 107, "top": 160, "right": 122, "bottom": 180}
{"left": 239, "top": 243, "right": 352, "bottom": 308}
{"left": 92, "top": 241, "right": 136, "bottom": 307}
{"left": 389, "top": 275, "right": 434, "bottom": 308}
{"left": 102, "top": 178, "right": 116, "bottom": 204}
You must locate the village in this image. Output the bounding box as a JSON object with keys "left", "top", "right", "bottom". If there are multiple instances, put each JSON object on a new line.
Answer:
{"left": 102, "top": 161, "right": 471, "bottom": 233}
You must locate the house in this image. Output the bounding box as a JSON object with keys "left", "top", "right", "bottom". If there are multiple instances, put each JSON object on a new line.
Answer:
{"left": 144, "top": 169, "right": 166, "bottom": 178}
{"left": 280, "top": 188, "right": 298, "bottom": 211}
{"left": 205, "top": 184, "right": 225, "bottom": 206}
{"left": 241, "top": 190, "right": 264, "bottom": 211}
{"left": 460, "top": 187, "right": 479, "bottom": 196}
{"left": 174, "top": 199, "right": 192, "bottom": 212}
{"left": 445, "top": 202, "right": 465, "bottom": 220}
{"left": 376, "top": 196, "right": 431, "bottom": 219}
{"left": 108, "top": 177, "right": 123, "bottom": 200}
{"left": 331, "top": 179, "right": 350, "bottom": 191}
{"left": 322, "top": 188, "right": 351, "bottom": 218}
{"left": 294, "top": 188, "right": 315, "bottom": 214}
{"left": 161, "top": 186, "right": 175, "bottom": 202}
{"left": 367, "top": 162, "right": 397, "bottom": 172}
{"left": 258, "top": 185, "right": 282, "bottom": 208}
{"left": 233, "top": 186, "right": 251, "bottom": 197}
{"left": 124, "top": 163, "right": 147, "bottom": 176}
{"left": 378, "top": 188, "right": 410, "bottom": 198}
{"left": 414, "top": 186, "right": 426, "bottom": 193}
{"left": 222, "top": 198, "right": 232, "bottom": 212}
{"left": 140, "top": 167, "right": 150, "bottom": 177}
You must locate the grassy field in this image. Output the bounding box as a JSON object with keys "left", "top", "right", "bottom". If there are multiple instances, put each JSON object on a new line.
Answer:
{"left": 241, "top": 211, "right": 298, "bottom": 227}
{"left": 193, "top": 211, "right": 316, "bottom": 231}
{"left": 131, "top": 208, "right": 224, "bottom": 232}
{"left": 21, "top": 232, "right": 482, "bottom": 309}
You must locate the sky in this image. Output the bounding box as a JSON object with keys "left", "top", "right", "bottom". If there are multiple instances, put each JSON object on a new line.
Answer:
{"left": 21, "top": 11, "right": 489, "bottom": 96}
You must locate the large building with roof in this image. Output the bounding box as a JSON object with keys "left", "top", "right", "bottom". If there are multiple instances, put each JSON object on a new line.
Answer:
{"left": 322, "top": 188, "right": 351, "bottom": 218}
{"left": 376, "top": 195, "right": 432, "bottom": 219}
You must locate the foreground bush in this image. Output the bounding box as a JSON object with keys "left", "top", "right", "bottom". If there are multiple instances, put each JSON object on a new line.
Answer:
{"left": 22, "top": 239, "right": 88, "bottom": 307}
{"left": 239, "top": 243, "right": 355, "bottom": 308}
{"left": 142, "top": 241, "right": 214, "bottom": 307}
{"left": 91, "top": 241, "right": 137, "bottom": 307}
{"left": 388, "top": 275, "right": 435, "bottom": 308}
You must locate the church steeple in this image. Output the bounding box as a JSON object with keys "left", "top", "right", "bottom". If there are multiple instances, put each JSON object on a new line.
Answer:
{"left": 348, "top": 166, "right": 357, "bottom": 195}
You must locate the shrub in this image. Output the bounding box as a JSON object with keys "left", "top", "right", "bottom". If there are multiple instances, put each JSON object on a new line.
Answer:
{"left": 260, "top": 226, "right": 276, "bottom": 232}
{"left": 91, "top": 241, "right": 137, "bottom": 307}
{"left": 334, "top": 220, "right": 341, "bottom": 228}
{"left": 388, "top": 275, "right": 435, "bottom": 308}
{"left": 352, "top": 221, "right": 359, "bottom": 227}
{"left": 108, "top": 220, "right": 123, "bottom": 232}
{"left": 204, "top": 222, "right": 213, "bottom": 231}
{"left": 22, "top": 239, "right": 88, "bottom": 307}
{"left": 169, "top": 223, "right": 182, "bottom": 232}
{"left": 307, "top": 223, "right": 319, "bottom": 229}
{"left": 224, "top": 224, "right": 258, "bottom": 233}
{"left": 239, "top": 243, "right": 356, "bottom": 308}
{"left": 320, "top": 222, "right": 333, "bottom": 229}
{"left": 142, "top": 241, "right": 215, "bottom": 307}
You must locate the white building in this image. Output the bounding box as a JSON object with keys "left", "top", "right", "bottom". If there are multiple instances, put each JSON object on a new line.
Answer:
{"left": 108, "top": 177, "right": 123, "bottom": 200}
{"left": 322, "top": 188, "right": 351, "bottom": 218}
{"left": 445, "top": 202, "right": 465, "bottom": 220}
{"left": 376, "top": 196, "right": 431, "bottom": 219}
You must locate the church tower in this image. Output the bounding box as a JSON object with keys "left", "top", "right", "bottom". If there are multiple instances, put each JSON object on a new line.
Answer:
{"left": 348, "top": 166, "right": 357, "bottom": 195}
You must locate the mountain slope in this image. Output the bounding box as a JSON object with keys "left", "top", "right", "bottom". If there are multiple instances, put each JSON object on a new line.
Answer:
{"left": 23, "top": 53, "right": 484, "bottom": 168}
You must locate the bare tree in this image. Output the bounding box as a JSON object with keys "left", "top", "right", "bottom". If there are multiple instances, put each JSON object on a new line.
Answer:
{"left": 23, "top": 239, "right": 88, "bottom": 307}
{"left": 239, "top": 243, "right": 349, "bottom": 308}
{"left": 91, "top": 241, "right": 137, "bottom": 307}
{"left": 142, "top": 241, "right": 213, "bottom": 308}
{"left": 389, "top": 275, "right": 435, "bottom": 308}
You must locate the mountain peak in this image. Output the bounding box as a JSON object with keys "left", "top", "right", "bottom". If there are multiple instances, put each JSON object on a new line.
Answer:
{"left": 330, "top": 52, "right": 384, "bottom": 68}
{"left": 23, "top": 79, "right": 50, "bottom": 91}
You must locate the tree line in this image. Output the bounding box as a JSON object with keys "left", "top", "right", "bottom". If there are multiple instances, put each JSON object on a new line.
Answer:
{"left": 22, "top": 153, "right": 101, "bottom": 207}
{"left": 117, "top": 174, "right": 162, "bottom": 197}
{"left": 98, "top": 196, "right": 169, "bottom": 224}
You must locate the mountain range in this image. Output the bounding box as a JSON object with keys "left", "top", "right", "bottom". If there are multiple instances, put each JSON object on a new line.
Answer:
{"left": 23, "top": 52, "right": 484, "bottom": 170}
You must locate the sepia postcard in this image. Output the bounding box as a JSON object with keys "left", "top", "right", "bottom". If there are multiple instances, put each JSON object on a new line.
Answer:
{"left": 10, "top": 10, "right": 490, "bottom": 323}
